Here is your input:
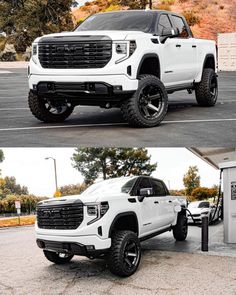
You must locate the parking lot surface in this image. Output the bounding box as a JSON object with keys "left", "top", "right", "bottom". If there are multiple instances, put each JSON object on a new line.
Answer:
{"left": 0, "top": 223, "right": 236, "bottom": 295}
{"left": 0, "top": 69, "right": 235, "bottom": 147}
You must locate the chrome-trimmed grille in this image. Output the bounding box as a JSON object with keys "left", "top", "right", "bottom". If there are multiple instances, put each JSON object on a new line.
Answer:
{"left": 37, "top": 202, "right": 83, "bottom": 230}
{"left": 38, "top": 40, "right": 112, "bottom": 69}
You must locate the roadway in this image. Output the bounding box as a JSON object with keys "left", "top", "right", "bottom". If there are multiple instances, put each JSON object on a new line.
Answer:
{"left": 0, "top": 69, "right": 235, "bottom": 146}
{"left": 0, "top": 223, "right": 236, "bottom": 295}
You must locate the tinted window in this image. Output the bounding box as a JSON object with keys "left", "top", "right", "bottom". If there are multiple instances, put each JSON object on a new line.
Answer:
{"left": 76, "top": 12, "right": 154, "bottom": 33}
{"left": 121, "top": 178, "right": 137, "bottom": 193}
{"left": 150, "top": 179, "right": 167, "bottom": 196}
{"left": 171, "top": 15, "right": 189, "bottom": 38}
{"left": 137, "top": 178, "right": 152, "bottom": 195}
{"left": 158, "top": 14, "right": 172, "bottom": 35}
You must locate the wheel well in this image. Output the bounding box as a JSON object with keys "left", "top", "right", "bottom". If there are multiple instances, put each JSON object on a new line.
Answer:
{"left": 109, "top": 213, "right": 139, "bottom": 237}
{"left": 137, "top": 56, "right": 160, "bottom": 79}
{"left": 203, "top": 55, "right": 215, "bottom": 70}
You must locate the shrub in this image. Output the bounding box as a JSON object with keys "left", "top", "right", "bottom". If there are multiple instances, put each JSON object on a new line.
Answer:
{"left": 183, "top": 10, "right": 200, "bottom": 26}
{"left": 191, "top": 187, "right": 218, "bottom": 201}
{"left": 220, "top": 5, "right": 224, "bottom": 10}
{"left": 0, "top": 44, "right": 16, "bottom": 61}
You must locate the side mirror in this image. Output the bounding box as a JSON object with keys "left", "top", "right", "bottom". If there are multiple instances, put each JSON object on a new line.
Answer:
{"left": 160, "top": 27, "right": 179, "bottom": 43}
{"left": 138, "top": 187, "right": 153, "bottom": 202}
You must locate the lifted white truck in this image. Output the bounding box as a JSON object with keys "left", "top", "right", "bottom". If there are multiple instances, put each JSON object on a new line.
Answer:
{"left": 36, "top": 176, "right": 187, "bottom": 277}
{"left": 28, "top": 10, "right": 218, "bottom": 128}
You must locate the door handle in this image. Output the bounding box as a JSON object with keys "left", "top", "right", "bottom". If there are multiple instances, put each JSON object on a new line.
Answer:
{"left": 154, "top": 201, "right": 159, "bottom": 204}
{"left": 192, "top": 45, "right": 197, "bottom": 48}
{"left": 176, "top": 44, "right": 181, "bottom": 48}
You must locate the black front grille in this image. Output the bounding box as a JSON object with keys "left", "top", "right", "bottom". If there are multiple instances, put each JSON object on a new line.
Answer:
{"left": 37, "top": 201, "right": 84, "bottom": 230}
{"left": 38, "top": 40, "right": 112, "bottom": 69}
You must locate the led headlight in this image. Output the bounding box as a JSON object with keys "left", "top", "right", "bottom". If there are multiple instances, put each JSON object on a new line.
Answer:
{"left": 86, "top": 202, "right": 109, "bottom": 225}
{"left": 115, "top": 40, "right": 136, "bottom": 64}
{"left": 116, "top": 43, "right": 127, "bottom": 54}
{"left": 129, "top": 40, "right": 137, "bottom": 56}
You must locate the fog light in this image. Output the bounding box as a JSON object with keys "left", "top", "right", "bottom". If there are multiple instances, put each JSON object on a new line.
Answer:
{"left": 114, "top": 85, "right": 122, "bottom": 91}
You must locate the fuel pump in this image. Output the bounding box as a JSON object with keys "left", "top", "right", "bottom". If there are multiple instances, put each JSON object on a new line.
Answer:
{"left": 219, "top": 161, "right": 236, "bottom": 243}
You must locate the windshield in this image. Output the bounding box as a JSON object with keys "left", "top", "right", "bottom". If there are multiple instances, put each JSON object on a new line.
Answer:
{"left": 188, "top": 202, "right": 210, "bottom": 209}
{"left": 81, "top": 177, "right": 137, "bottom": 196}
{"left": 76, "top": 12, "right": 154, "bottom": 33}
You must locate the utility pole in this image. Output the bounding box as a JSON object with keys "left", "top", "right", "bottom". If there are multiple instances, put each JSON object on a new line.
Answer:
{"left": 149, "top": 0, "right": 152, "bottom": 10}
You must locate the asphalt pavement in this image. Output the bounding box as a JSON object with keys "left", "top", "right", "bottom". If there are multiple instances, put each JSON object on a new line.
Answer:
{"left": 0, "top": 223, "right": 236, "bottom": 295}
{"left": 0, "top": 69, "right": 235, "bottom": 147}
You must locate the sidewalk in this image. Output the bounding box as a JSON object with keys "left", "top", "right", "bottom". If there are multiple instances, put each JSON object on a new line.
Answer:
{"left": 0, "top": 61, "right": 28, "bottom": 69}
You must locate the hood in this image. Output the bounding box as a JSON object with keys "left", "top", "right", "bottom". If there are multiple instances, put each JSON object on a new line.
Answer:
{"left": 34, "top": 30, "right": 147, "bottom": 43}
{"left": 38, "top": 192, "right": 127, "bottom": 206}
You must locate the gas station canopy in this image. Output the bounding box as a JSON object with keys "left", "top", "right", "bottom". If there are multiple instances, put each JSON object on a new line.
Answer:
{"left": 188, "top": 148, "right": 236, "bottom": 169}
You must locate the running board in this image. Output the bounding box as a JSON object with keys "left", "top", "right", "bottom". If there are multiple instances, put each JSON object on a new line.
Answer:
{"left": 139, "top": 226, "right": 172, "bottom": 242}
{"left": 166, "top": 83, "right": 194, "bottom": 94}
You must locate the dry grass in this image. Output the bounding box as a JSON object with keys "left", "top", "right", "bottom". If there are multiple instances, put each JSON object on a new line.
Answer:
{"left": 0, "top": 216, "right": 36, "bottom": 228}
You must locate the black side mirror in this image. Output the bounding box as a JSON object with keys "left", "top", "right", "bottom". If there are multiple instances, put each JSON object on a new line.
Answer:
{"left": 138, "top": 187, "right": 153, "bottom": 202}
{"left": 160, "top": 27, "right": 179, "bottom": 43}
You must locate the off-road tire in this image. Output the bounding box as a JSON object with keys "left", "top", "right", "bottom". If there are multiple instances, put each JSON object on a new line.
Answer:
{"left": 28, "top": 91, "right": 74, "bottom": 123}
{"left": 108, "top": 230, "right": 141, "bottom": 277}
{"left": 195, "top": 68, "right": 218, "bottom": 107}
{"left": 173, "top": 214, "right": 188, "bottom": 241}
{"left": 43, "top": 250, "right": 74, "bottom": 264}
{"left": 121, "top": 75, "right": 168, "bottom": 128}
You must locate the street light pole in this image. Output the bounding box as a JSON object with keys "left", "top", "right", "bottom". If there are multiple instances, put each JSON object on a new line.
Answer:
{"left": 45, "top": 157, "right": 58, "bottom": 193}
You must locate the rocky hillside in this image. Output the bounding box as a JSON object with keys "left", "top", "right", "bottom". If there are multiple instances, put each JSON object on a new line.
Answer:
{"left": 72, "top": 0, "right": 236, "bottom": 41}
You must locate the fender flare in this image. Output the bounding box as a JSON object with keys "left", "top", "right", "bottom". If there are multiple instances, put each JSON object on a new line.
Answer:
{"left": 202, "top": 54, "right": 216, "bottom": 72}
{"left": 108, "top": 211, "right": 139, "bottom": 237}
{"left": 136, "top": 53, "right": 161, "bottom": 79}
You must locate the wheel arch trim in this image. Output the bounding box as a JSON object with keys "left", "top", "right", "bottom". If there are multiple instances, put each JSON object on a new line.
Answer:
{"left": 108, "top": 211, "right": 139, "bottom": 237}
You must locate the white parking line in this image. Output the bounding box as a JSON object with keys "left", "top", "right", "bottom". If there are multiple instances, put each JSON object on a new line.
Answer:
{"left": 0, "top": 118, "right": 235, "bottom": 132}
{"left": 0, "top": 108, "right": 29, "bottom": 111}
{"left": 0, "top": 71, "right": 12, "bottom": 74}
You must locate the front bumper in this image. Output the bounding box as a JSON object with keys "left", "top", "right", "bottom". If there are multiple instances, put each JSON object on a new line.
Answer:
{"left": 36, "top": 233, "right": 111, "bottom": 251}
{"left": 29, "top": 75, "right": 137, "bottom": 107}
{"left": 36, "top": 239, "right": 109, "bottom": 257}
{"left": 29, "top": 74, "right": 138, "bottom": 92}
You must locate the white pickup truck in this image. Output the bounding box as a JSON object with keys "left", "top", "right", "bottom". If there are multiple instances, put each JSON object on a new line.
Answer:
{"left": 36, "top": 176, "right": 187, "bottom": 277}
{"left": 28, "top": 10, "right": 218, "bottom": 127}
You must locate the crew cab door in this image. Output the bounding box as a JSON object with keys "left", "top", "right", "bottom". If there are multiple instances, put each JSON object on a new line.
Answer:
{"left": 157, "top": 13, "right": 198, "bottom": 85}
{"left": 136, "top": 177, "right": 162, "bottom": 236}
{"left": 149, "top": 178, "right": 176, "bottom": 227}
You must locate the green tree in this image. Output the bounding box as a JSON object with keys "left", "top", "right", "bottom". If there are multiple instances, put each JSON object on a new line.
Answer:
{"left": 183, "top": 165, "right": 200, "bottom": 196}
{"left": 72, "top": 148, "right": 157, "bottom": 185}
{"left": 0, "top": 0, "right": 74, "bottom": 52}
{"left": 0, "top": 176, "right": 28, "bottom": 199}
{"left": 59, "top": 183, "right": 87, "bottom": 196}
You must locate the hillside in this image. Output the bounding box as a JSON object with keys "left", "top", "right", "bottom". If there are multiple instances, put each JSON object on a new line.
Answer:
{"left": 72, "top": 0, "right": 236, "bottom": 41}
